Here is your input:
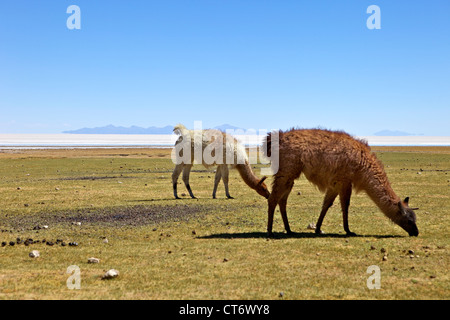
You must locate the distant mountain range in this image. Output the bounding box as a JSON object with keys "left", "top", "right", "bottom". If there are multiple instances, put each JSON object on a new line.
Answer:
{"left": 62, "top": 124, "right": 247, "bottom": 134}
{"left": 63, "top": 125, "right": 174, "bottom": 134}
{"left": 373, "top": 130, "right": 423, "bottom": 136}
{"left": 63, "top": 125, "right": 422, "bottom": 136}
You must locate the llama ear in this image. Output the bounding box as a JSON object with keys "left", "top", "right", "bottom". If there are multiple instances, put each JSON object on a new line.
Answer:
{"left": 258, "top": 176, "right": 267, "bottom": 185}
{"left": 403, "top": 197, "right": 419, "bottom": 210}
{"left": 403, "top": 197, "right": 410, "bottom": 206}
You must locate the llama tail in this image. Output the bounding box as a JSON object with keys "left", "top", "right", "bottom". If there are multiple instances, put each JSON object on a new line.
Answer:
{"left": 262, "top": 132, "right": 272, "bottom": 158}
{"left": 262, "top": 130, "right": 282, "bottom": 159}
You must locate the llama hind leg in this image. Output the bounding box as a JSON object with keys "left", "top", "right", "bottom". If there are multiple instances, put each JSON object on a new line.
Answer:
{"left": 221, "top": 165, "right": 233, "bottom": 199}
{"left": 182, "top": 164, "right": 196, "bottom": 199}
{"left": 340, "top": 182, "right": 356, "bottom": 236}
{"left": 267, "top": 176, "right": 291, "bottom": 236}
{"left": 172, "top": 164, "right": 184, "bottom": 199}
{"left": 315, "top": 189, "right": 338, "bottom": 235}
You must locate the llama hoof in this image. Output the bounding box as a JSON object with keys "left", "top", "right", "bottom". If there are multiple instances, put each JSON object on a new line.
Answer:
{"left": 267, "top": 232, "right": 275, "bottom": 238}
{"left": 346, "top": 231, "right": 357, "bottom": 237}
{"left": 315, "top": 229, "right": 325, "bottom": 235}
{"left": 174, "top": 196, "right": 181, "bottom": 200}
{"left": 226, "top": 196, "right": 234, "bottom": 199}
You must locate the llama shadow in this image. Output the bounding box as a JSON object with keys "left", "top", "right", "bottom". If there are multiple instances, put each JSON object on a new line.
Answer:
{"left": 197, "top": 231, "right": 404, "bottom": 240}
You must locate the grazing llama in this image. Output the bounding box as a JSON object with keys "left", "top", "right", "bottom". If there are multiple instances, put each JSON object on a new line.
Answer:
{"left": 172, "top": 124, "right": 270, "bottom": 199}
{"left": 262, "top": 128, "right": 419, "bottom": 237}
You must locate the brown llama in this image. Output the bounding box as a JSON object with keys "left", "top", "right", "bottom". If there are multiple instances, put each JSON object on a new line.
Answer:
{"left": 172, "top": 124, "right": 270, "bottom": 199}
{"left": 262, "top": 128, "right": 419, "bottom": 237}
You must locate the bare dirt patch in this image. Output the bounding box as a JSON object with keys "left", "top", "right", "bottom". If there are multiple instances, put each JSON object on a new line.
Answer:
{"left": 1, "top": 204, "right": 212, "bottom": 230}
{"left": 54, "top": 175, "right": 133, "bottom": 181}
{"left": 0, "top": 148, "right": 173, "bottom": 159}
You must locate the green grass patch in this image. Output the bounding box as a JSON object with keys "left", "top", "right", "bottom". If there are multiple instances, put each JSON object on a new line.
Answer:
{"left": 0, "top": 147, "right": 449, "bottom": 299}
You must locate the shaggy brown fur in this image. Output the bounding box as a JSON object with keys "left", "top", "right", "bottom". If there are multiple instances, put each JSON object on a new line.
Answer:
{"left": 172, "top": 124, "right": 270, "bottom": 199}
{"left": 262, "top": 128, "right": 419, "bottom": 237}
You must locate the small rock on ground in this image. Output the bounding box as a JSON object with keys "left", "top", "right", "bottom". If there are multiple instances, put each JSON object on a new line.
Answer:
{"left": 102, "top": 269, "right": 119, "bottom": 280}
{"left": 307, "top": 223, "right": 316, "bottom": 230}
{"left": 29, "top": 250, "right": 40, "bottom": 258}
{"left": 88, "top": 257, "right": 100, "bottom": 264}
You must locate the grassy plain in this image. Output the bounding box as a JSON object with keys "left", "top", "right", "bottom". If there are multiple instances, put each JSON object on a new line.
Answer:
{"left": 0, "top": 147, "right": 449, "bottom": 299}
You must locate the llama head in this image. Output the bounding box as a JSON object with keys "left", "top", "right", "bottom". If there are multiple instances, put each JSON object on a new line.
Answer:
{"left": 256, "top": 176, "right": 270, "bottom": 199}
{"left": 396, "top": 197, "right": 419, "bottom": 236}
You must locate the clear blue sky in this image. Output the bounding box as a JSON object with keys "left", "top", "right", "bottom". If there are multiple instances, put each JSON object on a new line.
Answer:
{"left": 1, "top": 0, "right": 449, "bottom": 135}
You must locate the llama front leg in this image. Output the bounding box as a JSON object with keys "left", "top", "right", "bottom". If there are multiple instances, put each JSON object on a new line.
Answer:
{"left": 212, "top": 167, "right": 222, "bottom": 199}
{"left": 315, "top": 189, "right": 338, "bottom": 235}
{"left": 339, "top": 182, "right": 356, "bottom": 236}
{"left": 182, "top": 164, "right": 196, "bottom": 199}
{"left": 172, "top": 164, "right": 184, "bottom": 199}
{"left": 267, "top": 197, "right": 278, "bottom": 237}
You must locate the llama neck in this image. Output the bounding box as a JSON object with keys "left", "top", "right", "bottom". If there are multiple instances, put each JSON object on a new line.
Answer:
{"left": 360, "top": 165, "right": 401, "bottom": 222}
{"left": 235, "top": 161, "right": 261, "bottom": 190}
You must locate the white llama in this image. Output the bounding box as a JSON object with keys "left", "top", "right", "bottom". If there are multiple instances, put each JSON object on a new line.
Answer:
{"left": 171, "top": 124, "right": 270, "bottom": 199}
